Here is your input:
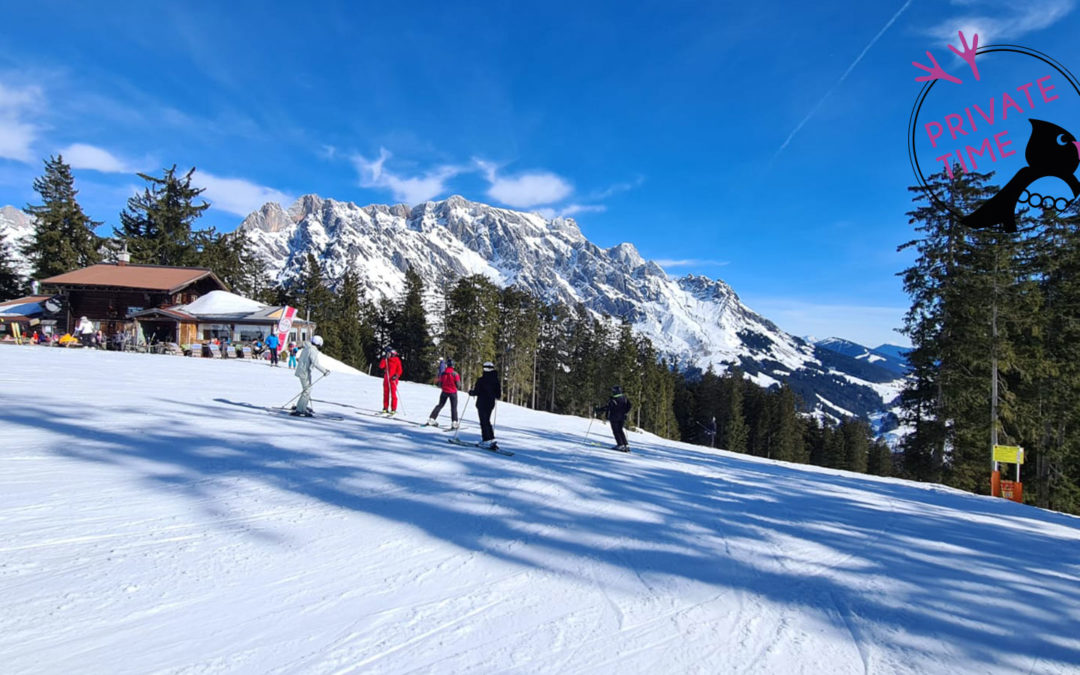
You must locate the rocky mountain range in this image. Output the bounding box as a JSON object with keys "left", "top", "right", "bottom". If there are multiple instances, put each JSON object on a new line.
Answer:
{"left": 236, "top": 194, "right": 909, "bottom": 422}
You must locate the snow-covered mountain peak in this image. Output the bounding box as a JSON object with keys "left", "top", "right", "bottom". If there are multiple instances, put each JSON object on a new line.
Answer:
{"left": 240, "top": 202, "right": 295, "bottom": 234}
{"left": 286, "top": 194, "right": 326, "bottom": 223}
{"left": 1, "top": 205, "right": 35, "bottom": 277}
{"left": 238, "top": 194, "right": 904, "bottom": 421}
{"left": 607, "top": 242, "right": 645, "bottom": 269}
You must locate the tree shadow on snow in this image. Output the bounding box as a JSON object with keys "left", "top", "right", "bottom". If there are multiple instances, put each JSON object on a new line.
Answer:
{"left": 2, "top": 392, "right": 1079, "bottom": 671}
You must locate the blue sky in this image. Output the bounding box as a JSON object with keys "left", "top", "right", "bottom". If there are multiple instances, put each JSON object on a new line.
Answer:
{"left": 2, "top": 0, "right": 1079, "bottom": 347}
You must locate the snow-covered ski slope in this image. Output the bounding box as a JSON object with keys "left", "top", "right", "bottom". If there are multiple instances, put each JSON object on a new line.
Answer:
{"left": 2, "top": 347, "right": 1079, "bottom": 674}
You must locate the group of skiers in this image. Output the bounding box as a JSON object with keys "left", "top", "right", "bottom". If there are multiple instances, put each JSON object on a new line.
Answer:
{"left": 289, "top": 335, "right": 632, "bottom": 452}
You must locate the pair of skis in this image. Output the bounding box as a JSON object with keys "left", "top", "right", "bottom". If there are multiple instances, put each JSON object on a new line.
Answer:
{"left": 447, "top": 437, "right": 514, "bottom": 456}
{"left": 267, "top": 406, "right": 345, "bottom": 421}
{"left": 583, "top": 439, "right": 631, "bottom": 453}
{"left": 367, "top": 411, "right": 515, "bottom": 457}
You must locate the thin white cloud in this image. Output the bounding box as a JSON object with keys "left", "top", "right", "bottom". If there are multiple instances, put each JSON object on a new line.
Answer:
{"left": 354, "top": 149, "right": 580, "bottom": 211}
{"left": 60, "top": 143, "right": 141, "bottom": 173}
{"left": 474, "top": 158, "right": 499, "bottom": 183}
{"left": 557, "top": 203, "right": 606, "bottom": 217}
{"left": 773, "top": 0, "right": 914, "bottom": 160}
{"left": 536, "top": 203, "right": 606, "bottom": 219}
{"left": 593, "top": 175, "right": 645, "bottom": 199}
{"left": 743, "top": 297, "right": 909, "bottom": 349}
{"left": 195, "top": 170, "right": 293, "bottom": 217}
{"left": 0, "top": 81, "right": 43, "bottom": 163}
{"left": 928, "top": 0, "right": 1075, "bottom": 44}
{"left": 475, "top": 156, "right": 573, "bottom": 208}
{"left": 655, "top": 258, "right": 730, "bottom": 268}
{"left": 487, "top": 171, "right": 573, "bottom": 208}
{"left": 352, "top": 148, "right": 465, "bottom": 204}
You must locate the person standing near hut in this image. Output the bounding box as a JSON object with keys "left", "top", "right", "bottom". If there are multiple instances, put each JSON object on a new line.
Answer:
{"left": 266, "top": 332, "right": 280, "bottom": 367}
{"left": 292, "top": 335, "right": 329, "bottom": 417}
{"left": 468, "top": 361, "right": 502, "bottom": 450}
{"left": 76, "top": 316, "right": 94, "bottom": 347}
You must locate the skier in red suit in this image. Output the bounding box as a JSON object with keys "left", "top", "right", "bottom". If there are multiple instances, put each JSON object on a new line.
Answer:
{"left": 379, "top": 348, "right": 403, "bottom": 414}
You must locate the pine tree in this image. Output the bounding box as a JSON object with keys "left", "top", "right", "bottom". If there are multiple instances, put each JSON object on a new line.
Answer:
{"left": 1016, "top": 207, "right": 1080, "bottom": 512}
{"left": 535, "top": 302, "right": 571, "bottom": 411}
{"left": 691, "top": 367, "right": 721, "bottom": 442}
{"left": 325, "top": 269, "right": 371, "bottom": 370}
{"left": 867, "top": 440, "right": 894, "bottom": 476}
{"left": 806, "top": 419, "right": 827, "bottom": 466}
{"left": 0, "top": 239, "right": 24, "bottom": 299}
{"left": 720, "top": 366, "right": 748, "bottom": 453}
{"left": 563, "top": 308, "right": 601, "bottom": 415}
{"left": 22, "top": 155, "right": 102, "bottom": 278}
{"left": 441, "top": 275, "right": 500, "bottom": 385}
{"left": 391, "top": 268, "right": 434, "bottom": 382}
{"left": 116, "top": 165, "right": 209, "bottom": 266}
{"left": 840, "top": 419, "right": 870, "bottom": 473}
{"left": 196, "top": 227, "right": 268, "bottom": 297}
{"left": 898, "top": 166, "right": 995, "bottom": 483}
{"left": 822, "top": 423, "right": 846, "bottom": 469}
{"left": 771, "top": 384, "right": 804, "bottom": 462}
{"left": 495, "top": 286, "right": 539, "bottom": 406}
{"left": 295, "top": 253, "right": 334, "bottom": 341}
{"left": 608, "top": 321, "right": 640, "bottom": 422}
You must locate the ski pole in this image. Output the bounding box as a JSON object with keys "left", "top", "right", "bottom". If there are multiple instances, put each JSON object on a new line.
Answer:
{"left": 277, "top": 371, "right": 329, "bottom": 409}
{"left": 453, "top": 394, "right": 473, "bottom": 442}
{"left": 584, "top": 412, "right": 595, "bottom": 444}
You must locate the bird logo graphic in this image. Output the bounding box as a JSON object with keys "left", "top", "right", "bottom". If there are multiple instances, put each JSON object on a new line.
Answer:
{"left": 963, "top": 119, "right": 1080, "bottom": 232}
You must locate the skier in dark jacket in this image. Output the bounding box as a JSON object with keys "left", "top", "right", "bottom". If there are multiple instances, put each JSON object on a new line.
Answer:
{"left": 596, "top": 385, "right": 632, "bottom": 452}
{"left": 468, "top": 361, "right": 502, "bottom": 449}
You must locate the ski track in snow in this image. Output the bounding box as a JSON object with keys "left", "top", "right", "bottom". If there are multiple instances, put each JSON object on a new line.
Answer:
{"left": 2, "top": 347, "right": 1080, "bottom": 673}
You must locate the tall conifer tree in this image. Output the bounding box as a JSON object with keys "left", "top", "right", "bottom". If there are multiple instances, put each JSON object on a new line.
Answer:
{"left": 0, "top": 240, "right": 24, "bottom": 299}
{"left": 391, "top": 268, "right": 434, "bottom": 382}
{"left": 441, "top": 275, "right": 499, "bottom": 385}
{"left": 22, "top": 155, "right": 101, "bottom": 278}
{"left": 116, "top": 165, "right": 209, "bottom": 266}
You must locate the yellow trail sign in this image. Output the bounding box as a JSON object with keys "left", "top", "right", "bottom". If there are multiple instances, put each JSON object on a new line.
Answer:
{"left": 993, "top": 445, "right": 1024, "bottom": 465}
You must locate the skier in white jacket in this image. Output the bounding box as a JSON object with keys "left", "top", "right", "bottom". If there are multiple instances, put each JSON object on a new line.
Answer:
{"left": 76, "top": 316, "right": 94, "bottom": 348}
{"left": 293, "top": 335, "right": 330, "bottom": 417}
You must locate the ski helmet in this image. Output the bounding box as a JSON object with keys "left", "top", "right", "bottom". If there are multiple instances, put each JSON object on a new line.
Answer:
{"left": 483, "top": 361, "right": 495, "bottom": 371}
{"left": 611, "top": 385, "right": 623, "bottom": 395}
{"left": 311, "top": 335, "right": 324, "bottom": 346}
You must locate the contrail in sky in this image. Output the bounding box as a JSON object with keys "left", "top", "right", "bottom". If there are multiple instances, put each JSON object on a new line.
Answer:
{"left": 772, "top": 0, "right": 915, "bottom": 160}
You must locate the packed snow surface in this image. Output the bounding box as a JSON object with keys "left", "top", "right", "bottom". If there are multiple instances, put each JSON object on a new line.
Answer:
{"left": 2, "top": 347, "right": 1079, "bottom": 674}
